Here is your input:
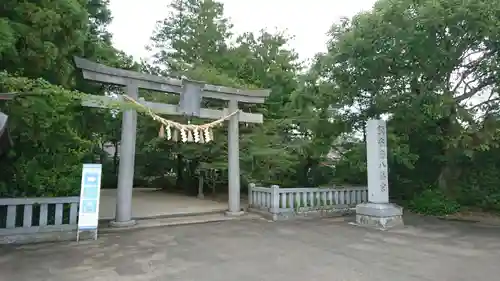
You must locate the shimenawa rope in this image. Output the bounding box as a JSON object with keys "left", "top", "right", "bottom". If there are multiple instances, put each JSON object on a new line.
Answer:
{"left": 122, "top": 95, "right": 240, "bottom": 143}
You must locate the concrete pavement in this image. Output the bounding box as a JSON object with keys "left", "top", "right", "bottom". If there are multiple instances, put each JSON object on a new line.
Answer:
{"left": 1, "top": 215, "right": 499, "bottom": 281}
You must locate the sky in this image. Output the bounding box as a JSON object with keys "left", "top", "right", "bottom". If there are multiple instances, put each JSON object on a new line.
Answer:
{"left": 108, "top": 0, "right": 378, "bottom": 62}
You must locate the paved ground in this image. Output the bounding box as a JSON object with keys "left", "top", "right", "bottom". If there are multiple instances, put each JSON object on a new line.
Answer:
{"left": 99, "top": 188, "right": 227, "bottom": 220}
{"left": 1, "top": 215, "right": 500, "bottom": 281}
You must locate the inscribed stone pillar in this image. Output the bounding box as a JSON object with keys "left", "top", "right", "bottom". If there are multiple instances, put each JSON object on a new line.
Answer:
{"left": 366, "top": 119, "right": 389, "bottom": 203}
{"left": 110, "top": 83, "right": 138, "bottom": 227}
{"left": 355, "top": 119, "right": 404, "bottom": 230}
{"left": 226, "top": 99, "right": 243, "bottom": 216}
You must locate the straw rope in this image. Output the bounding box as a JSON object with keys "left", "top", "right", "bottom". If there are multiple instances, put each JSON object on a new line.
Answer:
{"left": 122, "top": 95, "right": 240, "bottom": 143}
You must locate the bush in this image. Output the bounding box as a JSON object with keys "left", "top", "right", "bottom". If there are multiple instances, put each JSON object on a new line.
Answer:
{"left": 408, "top": 188, "right": 461, "bottom": 216}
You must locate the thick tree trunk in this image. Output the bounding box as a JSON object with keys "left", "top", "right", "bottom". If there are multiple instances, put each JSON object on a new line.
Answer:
{"left": 437, "top": 162, "right": 462, "bottom": 199}
{"left": 436, "top": 108, "right": 461, "bottom": 198}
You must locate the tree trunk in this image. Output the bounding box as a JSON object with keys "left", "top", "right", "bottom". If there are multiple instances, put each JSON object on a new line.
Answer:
{"left": 175, "top": 154, "right": 184, "bottom": 190}
{"left": 437, "top": 162, "right": 461, "bottom": 199}
{"left": 436, "top": 109, "right": 461, "bottom": 198}
{"left": 112, "top": 140, "right": 119, "bottom": 174}
{"left": 184, "top": 158, "right": 200, "bottom": 196}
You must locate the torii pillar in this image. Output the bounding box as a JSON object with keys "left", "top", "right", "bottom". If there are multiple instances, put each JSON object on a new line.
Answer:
{"left": 111, "top": 82, "right": 138, "bottom": 227}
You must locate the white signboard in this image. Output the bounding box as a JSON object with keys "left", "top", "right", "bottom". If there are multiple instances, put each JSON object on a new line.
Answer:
{"left": 77, "top": 164, "right": 102, "bottom": 241}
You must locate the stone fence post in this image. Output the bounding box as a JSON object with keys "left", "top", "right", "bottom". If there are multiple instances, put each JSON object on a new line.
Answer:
{"left": 270, "top": 185, "right": 280, "bottom": 221}
{"left": 248, "top": 183, "right": 255, "bottom": 207}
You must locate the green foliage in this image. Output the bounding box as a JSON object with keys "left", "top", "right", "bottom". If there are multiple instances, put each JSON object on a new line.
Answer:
{"left": 0, "top": 72, "right": 93, "bottom": 197}
{"left": 408, "top": 189, "right": 461, "bottom": 216}
{"left": 149, "top": 0, "right": 232, "bottom": 71}
{"left": 0, "top": 0, "right": 90, "bottom": 86}
{"left": 0, "top": 0, "right": 125, "bottom": 197}
{"left": 455, "top": 149, "right": 500, "bottom": 212}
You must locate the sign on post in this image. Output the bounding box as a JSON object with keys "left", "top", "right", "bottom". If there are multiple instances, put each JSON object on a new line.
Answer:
{"left": 77, "top": 164, "right": 103, "bottom": 241}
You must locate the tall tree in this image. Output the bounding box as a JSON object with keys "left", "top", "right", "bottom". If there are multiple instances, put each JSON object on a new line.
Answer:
{"left": 318, "top": 0, "right": 500, "bottom": 197}
{"left": 0, "top": 0, "right": 89, "bottom": 86}
{"left": 150, "top": 0, "right": 232, "bottom": 72}
{"left": 0, "top": 0, "right": 131, "bottom": 196}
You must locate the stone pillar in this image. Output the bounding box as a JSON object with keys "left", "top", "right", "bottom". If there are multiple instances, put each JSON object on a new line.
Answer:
{"left": 197, "top": 173, "right": 205, "bottom": 199}
{"left": 110, "top": 83, "right": 138, "bottom": 227}
{"left": 355, "top": 119, "right": 403, "bottom": 230}
{"left": 270, "top": 185, "right": 280, "bottom": 221}
{"left": 226, "top": 99, "right": 244, "bottom": 216}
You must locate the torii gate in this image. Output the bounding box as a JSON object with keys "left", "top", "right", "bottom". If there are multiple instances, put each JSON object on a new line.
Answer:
{"left": 74, "top": 57, "right": 270, "bottom": 227}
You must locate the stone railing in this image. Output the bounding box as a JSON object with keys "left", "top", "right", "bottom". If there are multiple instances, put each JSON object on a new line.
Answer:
{"left": 0, "top": 197, "right": 80, "bottom": 244}
{"left": 248, "top": 184, "right": 368, "bottom": 220}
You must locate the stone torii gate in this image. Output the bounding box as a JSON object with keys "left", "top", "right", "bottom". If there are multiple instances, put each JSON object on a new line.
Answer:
{"left": 74, "top": 57, "right": 270, "bottom": 227}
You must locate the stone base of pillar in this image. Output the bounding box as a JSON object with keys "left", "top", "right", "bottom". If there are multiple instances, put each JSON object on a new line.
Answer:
{"left": 355, "top": 202, "right": 404, "bottom": 230}
{"left": 225, "top": 210, "right": 245, "bottom": 217}
{"left": 109, "top": 219, "right": 137, "bottom": 228}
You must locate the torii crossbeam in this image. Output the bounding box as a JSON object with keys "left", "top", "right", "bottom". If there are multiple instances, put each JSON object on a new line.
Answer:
{"left": 74, "top": 57, "right": 270, "bottom": 227}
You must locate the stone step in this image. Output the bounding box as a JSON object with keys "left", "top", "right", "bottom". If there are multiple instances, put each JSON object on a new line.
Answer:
{"left": 98, "top": 212, "right": 262, "bottom": 234}
{"left": 98, "top": 208, "right": 227, "bottom": 223}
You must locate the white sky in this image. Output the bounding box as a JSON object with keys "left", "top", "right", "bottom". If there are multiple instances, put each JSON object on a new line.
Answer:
{"left": 108, "top": 0, "right": 377, "bottom": 62}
